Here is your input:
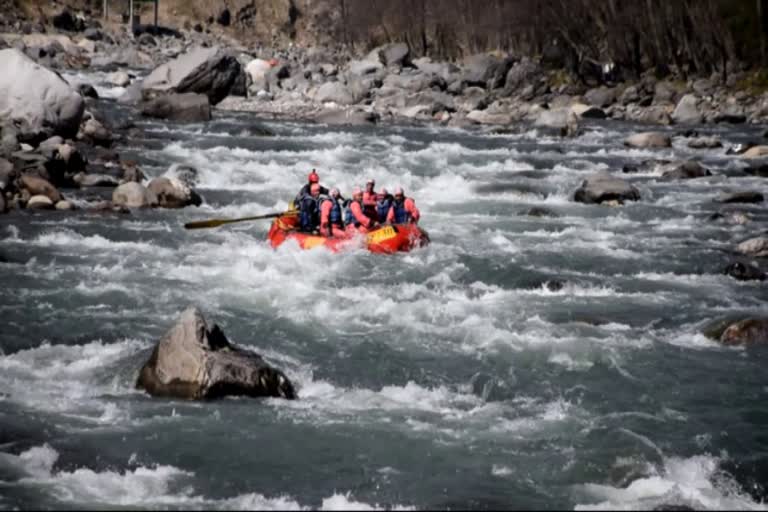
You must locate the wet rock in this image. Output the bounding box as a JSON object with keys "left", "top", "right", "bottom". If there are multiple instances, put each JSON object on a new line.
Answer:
{"left": 20, "top": 174, "right": 61, "bottom": 203}
{"left": 687, "top": 136, "right": 722, "bottom": 149}
{"left": 315, "top": 109, "right": 378, "bottom": 126}
{"left": 741, "top": 145, "right": 768, "bottom": 159}
{"left": 737, "top": 237, "right": 768, "bottom": 258}
{"left": 147, "top": 177, "right": 202, "bottom": 208}
{"left": 716, "top": 191, "right": 764, "bottom": 204}
{"left": 112, "top": 182, "right": 158, "bottom": 208}
{"left": 136, "top": 33, "right": 156, "bottom": 47}
{"left": 81, "top": 118, "right": 112, "bottom": 147}
{"left": 570, "top": 103, "right": 607, "bottom": 119}
{"left": 167, "top": 165, "right": 198, "bottom": 187}
{"left": 0, "top": 49, "right": 84, "bottom": 143}
{"left": 624, "top": 132, "right": 672, "bottom": 149}
{"left": 573, "top": 173, "right": 640, "bottom": 205}
{"left": 77, "top": 83, "right": 99, "bottom": 99}
{"left": 141, "top": 93, "right": 211, "bottom": 123}
{"left": 520, "top": 206, "right": 558, "bottom": 218}
{"left": 660, "top": 161, "right": 711, "bottom": 180}
{"left": 55, "top": 200, "right": 74, "bottom": 210}
{"left": 708, "top": 211, "right": 750, "bottom": 225}
{"left": 142, "top": 46, "right": 243, "bottom": 105}
{"left": 713, "top": 113, "right": 747, "bottom": 124}
{"left": 136, "top": 306, "right": 296, "bottom": 400}
{"left": 26, "top": 194, "right": 54, "bottom": 209}
{"left": 723, "top": 261, "right": 766, "bottom": 281}
{"left": 671, "top": 94, "right": 702, "bottom": 124}
{"left": 120, "top": 162, "right": 145, "bottom": 184}
{"left": 314, "top": 82, "right": 354, "bottom": 105}
{"left": 108, "top": 71, "right": 131, "bottom": 87}
{"left": 719, "top": 318, "right": 768, "bottom": 346}
{"left": 73, "top": 172, "right": 119, "bottom": 188}
{"left": 742, "top": 162, "right": 768, "bottom": 177}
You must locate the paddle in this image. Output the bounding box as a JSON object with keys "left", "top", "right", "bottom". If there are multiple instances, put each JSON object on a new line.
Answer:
{"left": 184, "top": 210, "right": 299, "bottom": 230}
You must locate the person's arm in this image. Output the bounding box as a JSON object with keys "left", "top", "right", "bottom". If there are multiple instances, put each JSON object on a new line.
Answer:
{"left": 405, "top": 198, "right": 420, "bottom": 223}
{"left": 386, "top": 205, "right": 394, "bottom": 224}
{"left": 352, "top": 202, "right": 376, "bottom": 228}
{"left": 320, "top": 201, "right": 332, "bottom": 236}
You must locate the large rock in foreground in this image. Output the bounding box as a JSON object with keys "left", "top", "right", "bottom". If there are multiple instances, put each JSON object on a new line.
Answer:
{"left": 141, "top": 46, "right": 242, "bottom": 105}
{"left": 147, "top": 176, "right": 202, "bottom": 208}
{"left": 0, "top": 49, "right": 84, "bottom": 143}
{"left": 573, "top": 173, "right": 641, "bottom": 205}
{"left": 137, "top": 307, "right": 296, "bottom": 400}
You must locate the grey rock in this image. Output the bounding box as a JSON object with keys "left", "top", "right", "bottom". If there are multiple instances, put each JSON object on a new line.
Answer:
{"left": 82, "top": 118, "right": 112, "bottom": 146}
{"left": 83, "top": 28, "right": 102, "bottom": 41}
{"left": 461, "top": 53, "right": 513, "bottom": 89}
{"left": 136, "top": 33, "right": 156, "bottom": 47}
{"left": 141, "top": 93, "right": 211, "bottom": 123}
{"left": 619, "top": 85, "right": 640, "bottom": 105}
{"left": 687, "top": 136, "right": 722, "bottom": 149}
{"left": 73, "top": 172, "right": 119, "bottom": 187}
{"left": 112, "top": 182, "right": 158, "bottom": 208}
{"left": 108, "top": 71, "right": 131, "bottom": 87}
{"left": 716, "top": 191, "right": 764, "bottom": 204}
{"left": 653, "top": 81, "right": 678, "bottom": 105}
{"left": 584, "top": 86, "right": 617, "bottom": 108}
{"left": 719, "top": 318, "right": 768, "bottom": 346}
{"left": 573, "top": 172, "right": 640, "bottom": 205}
{"left": 380, "top": 43, "right": 410, "bottom": 67}
{"left": 502, "top": 58, "right": 541, "bottom": 96}
{"left": 671, "top": 94, "right": 702, "bottom": 124}
{"left": 0, "top": 49, "right": 84, "bottom": 143}
{"left": 147, "top": 176, "right": 202, "bottom": 208}
{"left": 348, "top": 58, "right": 383, "bottom": 76}
{"left": 737, "top": 237, "right": 768, "bottom": 258}
{"left": 741, "top": 146, "right": 768, "bottom": 159}
{"left": 117, "top": 80, "right": 144, "bottom": 105}
{"left": 142, "top": 46, "right": 243, "bottom": 105}
{"left": 624, "top": 132, "right": 672, "bottom": 149}
{"left": 660, "top": 161, "right": 711, "bottom": 180}
{"left": 314, "top": 82, "right": 354, "bottom": 105}
{"left": 136, "top": 306, "right": 296, "bottom": 400}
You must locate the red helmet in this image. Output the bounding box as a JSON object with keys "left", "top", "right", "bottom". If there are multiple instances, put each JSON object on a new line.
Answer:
{"left": 308, "top": 170, "right": 319, "bottom": 183}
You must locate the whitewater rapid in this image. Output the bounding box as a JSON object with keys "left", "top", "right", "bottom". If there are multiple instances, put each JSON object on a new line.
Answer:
{"left": 1, "top": 80, "right": 767, "bottom": 509}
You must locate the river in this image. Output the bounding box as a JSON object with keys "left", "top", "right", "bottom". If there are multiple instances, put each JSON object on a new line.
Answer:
{"left": 1, "top": 75, "right": 767, "bottom": 510}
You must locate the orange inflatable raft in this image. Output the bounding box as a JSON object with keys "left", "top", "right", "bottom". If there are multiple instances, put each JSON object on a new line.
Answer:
{"left": 267, "top": 214, "right": 430, "bottom": 254}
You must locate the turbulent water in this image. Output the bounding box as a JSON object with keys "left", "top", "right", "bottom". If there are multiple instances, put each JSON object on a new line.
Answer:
{"left": 1, "top": 76, "right": 768, "bottom": 510}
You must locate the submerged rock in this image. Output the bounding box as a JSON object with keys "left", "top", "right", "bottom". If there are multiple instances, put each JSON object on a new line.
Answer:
{"left": 137, "top": 306, "right": 296, "bottom": 400}
{"left": 624, "top": 132, "right": 672, "bottom": 149}
{"left": 719, "top": 318, "right": 768, "bottom": 346}
{"left": 112, "top": 182, "right": 158, "bottom": 208}
{"left": 716, "top": 191, "right": 764, "bottom": 204}
{"left": 660, "top": 161, "right": 711, "bottom": 180}
{"left": 573, "top": 173, "right": 640, "bottom": 205}
{"left": 723, "top": 261, "right": 766, "bottom": 281}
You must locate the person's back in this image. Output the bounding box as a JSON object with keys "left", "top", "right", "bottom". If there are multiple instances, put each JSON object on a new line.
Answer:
{"left": 320, "top": 188, "right": 346, "bottom": 237}
{"left": 387, "top": 186, "right": 420, "bottom": 224}
{"left": 362, "top": 178, "right": 378, "bottom": 220}
{"left": 299, "top": 183, "right": 322, "bottom": 232}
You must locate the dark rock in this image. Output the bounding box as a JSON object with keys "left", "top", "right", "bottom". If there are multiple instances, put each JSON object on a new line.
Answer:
{"left": 0, "top": 157, "right": 14, "bottom": 190}
{"left": 136, "top": 33, "right": 156, "bottom": 47}
{"left": 719, "top": 318, "right": 768, "bottom": 346}
{"left": 660, "top": 161, "right": 711, "bottom": 180}
{"left": 83, "top": 28, "right": 102, "bottom": 41}
{"left": 544, "top": 279, "right": 566, "bottom": 292}
{"left": 141, "top": 93, "right": 212, "bottom": 123}
{"left": 217, "top": 8, "right": 231, "bottom": 26}
{"left": 622, "top": 165, "right": 639, "bottom": 174}
{"left": 716, "top": 191, "right": 764, "bottom": 204}
{"left": 573, "top": 173, "right": 640, "bottom": 205}
{"left": 136, "top": 306, "right": 296, "bottom": 400}
{"left": 723, "top": 261, "right": 766, "bottom": 281}
{"left": 132, "top": 24, "right": 183, "bottom": 39}
{"left": 193, "top": 23, "right": 203, "bottom": 33}
{"left": 520, "top": 206, "right": 558, "bottom": 218}
{"left": 713, "top": 113, "right": 747, "bottom": 124}
{"left": 52, "top": 10, "right": 84, "bottom": 32}
{"left": 77, "top": 83, "right": 99, "bottom": 99}
{"left": 462, "top": 53, "right": 514, "bottom": 89}
{"left": 743, "top": 162, "right": 768, "bottom": 178}
{"left": 315, "top": 109, "right": 378, "bottom": 126}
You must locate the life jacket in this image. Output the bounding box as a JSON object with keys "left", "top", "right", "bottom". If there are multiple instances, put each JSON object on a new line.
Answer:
{"left": 344, "top": 198, "right": 363, "bottom": 227}
{"left": 300, "top": 194, "right": 321, "bottom": 231}
{"left": 391, "top": 198, "right": 411, "bottom": 224}
{"left": 376, "top": 195, "right": 393, "bottom": 223}
{"left": 322, "top": 197, "right": 344, "bottom": 227}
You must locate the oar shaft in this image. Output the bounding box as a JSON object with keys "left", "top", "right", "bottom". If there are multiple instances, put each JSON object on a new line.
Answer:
{"left": 184, "top": 210, "right": 298, "bottom": 230}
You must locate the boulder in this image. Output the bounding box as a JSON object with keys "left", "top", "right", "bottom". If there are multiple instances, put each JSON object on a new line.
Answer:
{"left": 571, "top": 103, "right": 607, "bottom": 119}
{"left": 55, "top": 200, "right": 74, "bottom": 210}
{"left": 348, "top": 58, "right": 383, "bottom": 76}
{"left": 462, "top": 53, "right": 513, "bottom": 89}
{"left": 671, "top": 94, "right": 702, "bottom": 124}
{"left": 314, "top": 82, "right": 354, "bottom": 105}
{"left": 108, "top": 71, "right": 131, "bottom": 87}
{"left": 136, "top": 306, "right": 296, "bottom": 400}
{"left": 26, "top": 194, "right": 54, "bottom": 209}
{"left": 584, "top": 86, "right": 617, "bottom": 108}
{"left": 52, "top": 10, "right": 84, "bottom": 32}
{"left": 723, "top": 261, "right": 766, "bottom": 281}
{"left": 314, "top": 109, "right": 378, "bottom": 126}
{"left": 136, "top": 33, "right": 157, "bottom": 47}
{"left": 502, "top": 58, "right": 541, "bottom": 96}
{"left": 534, "top": 108, "right": 579, "bottom": 136}
{"left": 624, "top": 132, "right": 672, "bottom": 149}
{"left": 573, "top": 172, "right": 640, "bottom": 205}
{"left": 83, "top": 28, "right": 102, "bottom": 41}
{"left": 380, "top": 43, "right": 410, "bottom": 67}
{"left": 141, "top": 93, "right": 211, "bottom": 123}
{"left": 713, "top": 112, "right": 747, "bottom": 124}
{"left": 466, "top": 109, "right": 512, "bottom": 125}
{"left": 217, "top": 7, "right": 231, "bottom": 26}
{"left": 245, "top": 58, "right": 272, "bottom": 89}
{"left": 741, "top": 146, "right": 768, "bottom": 159}
{"left": 619, "top": 85, "right": 640, "bottom": 105}
{"left": 687, "top": 136, "right": 722, "bottom": 149}
{"left": 660, "top": 161, "right": 711, "bottom": 180}
{"left": 142, "top": 46, "right": 243, "bottom": 105}
{"left": 77, "top": 83, "right": 99, "bottom": 99}
{"left": 112, "top": 182, "right": 158, "bottom": 208}
{"left": 716, "top": 191, "right": 764, "bottom": 204}
{"left": 719, "top": 318, "right": 768, "bottom": 346}
{"left": 20, "top": 174, "right": 61, "bottom": 203}
{"left": 737, "top": 237, "right": 768, "bottom": 258}
{"left": 0, "top": 49, "right": 84, "bottom": 143}
{"left": 82, "top": 118, "right": 112, "bottom": 146}
{"left": 73, "top": 172, "right": 119, "bottom": 187}
{"left": 147, "top": 176, "right": 202, "bottom": 208}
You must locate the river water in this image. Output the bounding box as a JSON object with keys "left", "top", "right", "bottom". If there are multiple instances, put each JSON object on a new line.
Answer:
{"left": 1, "top": 76, "right": 767, "bottom": 510}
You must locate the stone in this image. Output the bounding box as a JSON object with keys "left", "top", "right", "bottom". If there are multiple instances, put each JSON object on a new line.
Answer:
{"left": 502, "top": 58, "right": 541, "bottom": 96}
{"left": 120, "top": 163, "right": 145, "bottom": 184}
{"left": 660, "top": 161, "right": 711, "bottom": 180}
{"left": 142, "top": 46, "right": 243, "bottom": 105}
{"left": 570, "top": 103, "right": 606, "bottom": 119}
{"left": 348, "top": 58, "right": 384, "bottom": 76}
{"left": 520, "top": 206, "right": 558, "bottom": 217}
{"left": 52, "top": 10, "right": 84, "bottom": 32}
{"left": 737, "top": 237, "right": 768, "bottom": 258}
{"left": 671, "top": 94, "right": 702, "bottom": 124}
{"left": 741, "top": 146, "right": 768, "bottom": 159}
{"left": 719, "top": 318, "right": 768, "bottom": 346}
{"left": 584, "top": 86, "right": 617, "bottom": 108}
{"left": 713, "top": 113, "right": 747, "bottom": 124}
{"left": 380, "top": 43, "right": 410, "bottom": 67}
{"left": 109, "top": 71, "right": 131, "bottom": 87}
{"left": 619, "top": 85, "right": 640, "bottom": 105}
{"left": 83, "top": 28, "right": 102, "bottom": 41}
{"left": 73, "top": 172, "right": 119, "bottom": 187}
{"left": 466, "top": 110, "right": 512, "bottom": 125}
{"left": 26, "top": 194, "right": 54, "bottom": 209}
{"left": 0, "top": 49, "right": 84, "bottom": 143}
{"left": 461, "top": 53, "right": 513, "bottom": 89}
{"left": 573, "top": 172, "right": 640, "bottom": 205}
{"left": 147, "top": 177, "right": 202, "bottom": 208}
{"left": 624, "top": 132, "right": 672, "bottom": 149}
{"left": 314, "top": 82, "right": 354, "bottom": 105}
{"left": 723, "top": 261, "right": 766, "bottom": 281}
{"left": 687, "top": 136, "right": 722, "bottom": 149}
{"left": 245, "top": 58, "right": 272, "bottom": 88}
{"left": 141, "top": 93, "right": 212, "bottom": 123}
{"left": 77, "top": 83, "right": 99, "bottom": 99}
{"left": 112, "top": 182, "right": 158, "bottom": 208}
{"left": 82, "top": 118, "right": 112, "bottom": 146}
{"left": 217, "top": 7, "right": 231, "bottom": 26}
{"left": 716, "top": 191, "right": 764, "bottom": 204}
{"left": 20, "top": 174, "right": 61, "bottom": 202}
{"left": 136, "top": 33, "right": 156, "bottom": 47}
{"left": 314, "top": 109, "right": 378, "bottom": 126}
{"left": 136, "top": 306, "right": 296, "bottom": 400}
{"left": 55, "top": 200, "right": 74, "bottom": 210}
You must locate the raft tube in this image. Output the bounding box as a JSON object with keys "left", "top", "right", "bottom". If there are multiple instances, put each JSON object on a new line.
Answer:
{"left": 267, "top": 215, "right": 430, "bottom": 254}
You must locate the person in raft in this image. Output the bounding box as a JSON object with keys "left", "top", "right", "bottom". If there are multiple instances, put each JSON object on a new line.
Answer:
{"left": 345, "top": 187, "right": 378, "bottom": 233}
{"left": 362, "top": 178, "right": 379, "bottom": 220}
{"left": 295, "top": 169, "right": 328, "bottom": 204}
{"left": 386, "top": 186, "right": 420, "bottom": 224}
{"left": 299, "top": 183, "right": 325, "bottom": 232}
{"left": 319, "top": 188, "right": 346, "bottom": 237}
{"left": 376, "top": 187, "right": 394, "bottom": 223}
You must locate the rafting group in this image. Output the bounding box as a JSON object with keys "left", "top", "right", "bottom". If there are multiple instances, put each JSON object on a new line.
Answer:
{"left": 268, "top": 170, "right": 430, "bottom": 253}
